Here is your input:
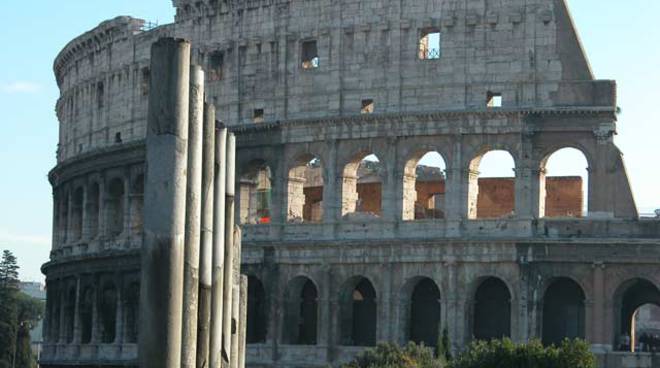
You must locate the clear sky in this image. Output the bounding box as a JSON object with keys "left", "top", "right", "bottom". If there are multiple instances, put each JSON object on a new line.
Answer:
{"left": 0, "top": 1, "right": 658, "bottom": 282}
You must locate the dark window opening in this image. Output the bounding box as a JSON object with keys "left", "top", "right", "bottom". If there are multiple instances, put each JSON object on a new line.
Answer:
{"left": 253, "top": 109, "right": 264, "bottom": 123}
{"left": 487, "top": 92, "right": 502, "bottom": 108}
{"left": 115, "top": 132, "right": 122, "bottom": 143}
{"left": 542, "top": 278, "right": 585, "bottom": 345}
{"left": 419, "top": 29, "right": 441, "bottom": 60}
{"left": 361, "top": 99, "right": 374, "bottom": 114}
{"left": 302, "top": 40, "right": 319, "bottom": 69}
{"left": 409, "top": 278, "right": 441, "bottom": 347}
{"left": 209, "top": 51, "right": 224, "bottom": 81}
{"left": 97, "top": 82, "right": 105, "bottom": 109}
{"left": 247, "top": 276, "right": 267, "bottom": 343}
{"left": 141, "top": 67, "right": 150, "bottom": 96}
{"left": 473, "top": 278, "right": 511, "bottom": 340}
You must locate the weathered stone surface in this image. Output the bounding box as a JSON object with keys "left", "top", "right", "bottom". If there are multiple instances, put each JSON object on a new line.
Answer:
{"left": 42, "top": 1, "right": 660, "bottom": 368}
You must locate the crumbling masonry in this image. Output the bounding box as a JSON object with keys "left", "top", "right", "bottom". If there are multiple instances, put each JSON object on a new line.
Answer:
{"left": 42, "top": 1, "right": 660, "bottom": 368}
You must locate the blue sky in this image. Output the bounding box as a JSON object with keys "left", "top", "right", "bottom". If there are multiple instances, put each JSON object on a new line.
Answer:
{"left": 0, "top": 1, "right": 658, "bottom": 281}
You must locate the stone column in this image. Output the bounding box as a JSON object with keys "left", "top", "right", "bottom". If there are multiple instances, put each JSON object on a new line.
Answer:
{"left": 52, "top": 191, "right": 60, "bottom": 249}
{"left": 139, "top": 37, "right": 191, "bottom": 368}
{"left": 400, "top": 172, "right": 417, "bottom": 221}
{"left": 210, "top": 126, "right": 227, "bottom": 368}
{"left": 182, "top": 65, "right": 205, "bottom": 368}
{"left": 197, "top": 103, "right": 216, "bottom": 367}
{"left": 591, "top": 262, "right": 609, "bottom": 352}
{"left": 286, "top": 175, "right": 306, "bottom": 221}
{"left": 114, "top": 279, "right": 124, "bottom": 345}
{"left": 238, "top": 275, "right": 248, "bottom": 368}
{"left": 223, "top": 134, "right": 237, "bottom": 362}
{"left": 73, "top": 277, "right": 82, "bottom": 344}
{"left": 380, "top": 140, "right": 398, "bottom": 221}
{"left": 66, "top": 187, "right": 74, "bottom": 245}
{"left": 91, "top": 280, "right": 100, "bottom": 344}
{"left": 322, "top": 140, "right": 339, "bottom": 224}
{"left": 80, "top": 185, "right": 90, "bottom": 241}
{"left": 122, "top": 174, "right": 131, "bottom": 240}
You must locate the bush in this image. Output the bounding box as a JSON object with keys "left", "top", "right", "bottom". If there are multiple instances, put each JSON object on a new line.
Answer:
{"left": 450, "top": 338, "right": 596, "bottom": 368}
{"left": 343, "top": 342, "right": 447, "bottom": 368}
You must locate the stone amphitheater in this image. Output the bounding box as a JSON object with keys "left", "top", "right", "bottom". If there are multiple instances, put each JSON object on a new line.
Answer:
{"left": 41, "top": 0, "right": 660, "bottom": 367}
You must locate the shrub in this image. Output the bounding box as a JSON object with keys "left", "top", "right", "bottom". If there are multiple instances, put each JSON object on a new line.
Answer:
{"left": 450, "top": 338, "right": 596, "bottom": 368}
{"left": 343, "top": 342, "right": 446, "bottom": 368}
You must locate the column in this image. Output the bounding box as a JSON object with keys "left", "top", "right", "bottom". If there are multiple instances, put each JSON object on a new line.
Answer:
{"left": 114, "top": 277, "right": 124, "bottom": 345}
{"left": 591, "top": 262, "right": 608, "bottom": 352}
{"left": 80, "top": 185, "right": 90, "bottom": 241}
{"left": 122, "top": 174, "right": 131, "bottom": 239}
{"left": 139, "top": 37, "right": 191, "bottom": 368}
{"left": 380, "top": 138, "right": 398, "bottom": 222}
{"left": 322, "top": 140, "right": 340, "bottom": 224}
{"left": 73, "top": 277, "right": 82, "bottom": 344}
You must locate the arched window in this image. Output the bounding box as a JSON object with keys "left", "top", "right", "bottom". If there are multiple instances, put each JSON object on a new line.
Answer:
{"left": 468, "top": 150, "right": 516, "bottom": 219}
{"left": 473, "top": 277, "right": 511, "bottom": 340}
{"left": 80, "top": 287, "right": 94, "bottom": 344}
{"left": 130, "top": 175, "right": 144, "bottom": 236}
{"left": 418, "top": 28, "right": 441, "bottom": 60}
{"left": 287, "top": 156, "right": 323, "bottom": 223}
{"left": 247, "top": 276, "right": 267, "bottom": 343}
{"left": 541, "top": 148, "right": 589, "bottom": 218}
{"left": 342, "top": 154, "right": 383, "bottom": 218}
{"left": 71, "top": 188, "right": 84, "bottom": 240}
{"left": 124, "top": 282, "right": 139, "bottom": 343}
{"left": 615, "top": 279, "right": 660, "bottom": 352}
{"left": 341, "top": 277, "right": 377, "bottom": 346}
{"left": 283, "top": 277, "right": 318, "bottom": 345}
{"left": 239, "top": 161, "right": 272, "bottom": 225}
{"left": 106, "top": 178, "right": 125, "bottom": 237}
{"left": 100, "top": 282, "right": 118, "bottom": 343}
{"left": 409, "top": 278, "right": 441, "bottom": 347}
{"left": 88, "top": 183, "right": 100, "bottom": 238}
{"left": 403, "top": 152, "right": 447, "bottom": 220}
{"left": 542, "top": 278, "right": 585, "bottom": 345}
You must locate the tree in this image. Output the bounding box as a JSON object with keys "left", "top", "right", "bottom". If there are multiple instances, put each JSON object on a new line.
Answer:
{"left": 14, "top": 292, "right": 44, "bottom": 368}
{"left": 449, "top": 338, "right": 596, "bottom": 368}
{"left": 0, "top": 250, "right": 19, "bottom": 289}
{"left": 343, "top": 342, "right": 447, "bottom": 368}
{"left": 0, "top": 250, "right": 20, "bottom": 368}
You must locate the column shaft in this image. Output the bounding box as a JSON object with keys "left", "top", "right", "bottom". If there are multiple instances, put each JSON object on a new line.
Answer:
{"left": 139, "top": 37, "right": 191, "bottom": 368}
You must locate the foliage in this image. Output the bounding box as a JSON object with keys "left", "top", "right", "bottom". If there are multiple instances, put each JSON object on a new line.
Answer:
{"left": 436, "top": 328, "right": 452, "bottom": 364}
{"left": 343, "top": 342, "right": 446, "bottom": 368}
{"left": 0, "top": 250, "right": 44, "bottom": 368}
{"left": 449, "top": 338, "right": 596, "bottom": 368}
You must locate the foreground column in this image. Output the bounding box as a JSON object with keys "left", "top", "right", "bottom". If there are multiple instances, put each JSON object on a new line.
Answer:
{"left": 197, "top": 103, "right": 216, "bottom": 367}
{"left": 139, "top": 37, "right": 191, "bottom": 368}
{"left": 182, "top": 65, "right": 205, "bottom": 368}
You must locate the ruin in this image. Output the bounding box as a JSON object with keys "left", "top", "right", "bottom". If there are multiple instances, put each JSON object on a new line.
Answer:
{"left": 42, "top": 1, "right": 660, "bottom": 368}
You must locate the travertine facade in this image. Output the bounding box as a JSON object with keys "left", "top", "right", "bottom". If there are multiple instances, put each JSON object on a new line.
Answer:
{"left": 43, "top": 1, "right": 660, "bottom": 367}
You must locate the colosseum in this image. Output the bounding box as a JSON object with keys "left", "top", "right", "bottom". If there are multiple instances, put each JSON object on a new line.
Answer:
{"left": 41, "top": 0, "right": 660, "bottom": 367}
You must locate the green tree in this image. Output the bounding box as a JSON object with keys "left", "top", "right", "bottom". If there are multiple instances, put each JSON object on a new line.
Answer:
{"left": 0, "top": 250, "right": 20, "bottom": 368}
{"left": 449, "top": 338, "right": 596, "bottom": 368}
{"left": 14, "top": 292, "right": 44, "bottom": 368}
{"left": 343, "top": 342, "right": 446, "bottom": 368}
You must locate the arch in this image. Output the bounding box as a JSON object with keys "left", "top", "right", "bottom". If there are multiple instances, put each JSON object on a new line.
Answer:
{"left": 468, "top": 150, "right": 516, "bottom": 219}
{"left": 542, "top": 277, "right": 586, "bottom": 345}
{"left": 239, "top": 160, "right": 272, "bottom": 225}
{"left": 71, "top": 187, "right": 84, "bottom": 240}
{"left": 342, "top": 153, "right": 383, "bottom": 218}
{"left": 408, "top": 278, "right": 441, "bottom": 347}
{"left": 473, "top": 277, "right": 511, "bottom": 340}
{"left": 130, "top": 174, "right": 144, "bottom": 236}
{"left": 403, "top": 151, "right": 447, "bottom": 220}
{"left": 540, "top": 147, "right": 590, "bottom": 218}
{"left": 106, "top": 178, "right": 125, "bottom": 237}
{"left": 340, "top": 276, "right": 377, "bottom": 346}
{"left": 282, "top": 276, "right": 318, "bottom": 345}
{"left": 613, "top": 278, "right": 660, "bottom": 351}
{"left": 287, "top": 155, "right": 324, "bottom": 223}
{"left": 124, "top": 282, "right": 139, "bottom": 343}
{"left": 80, "top": 286, "right": 94, "bottom": 344}
{"left": 99, "top": 282, "right": 118, "bottom": 343}
{"left": 246, "top": 275, "right": 267, "bottom": 343}
{"left": 88, "top": 182, "right": 101, "bottom": 238}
